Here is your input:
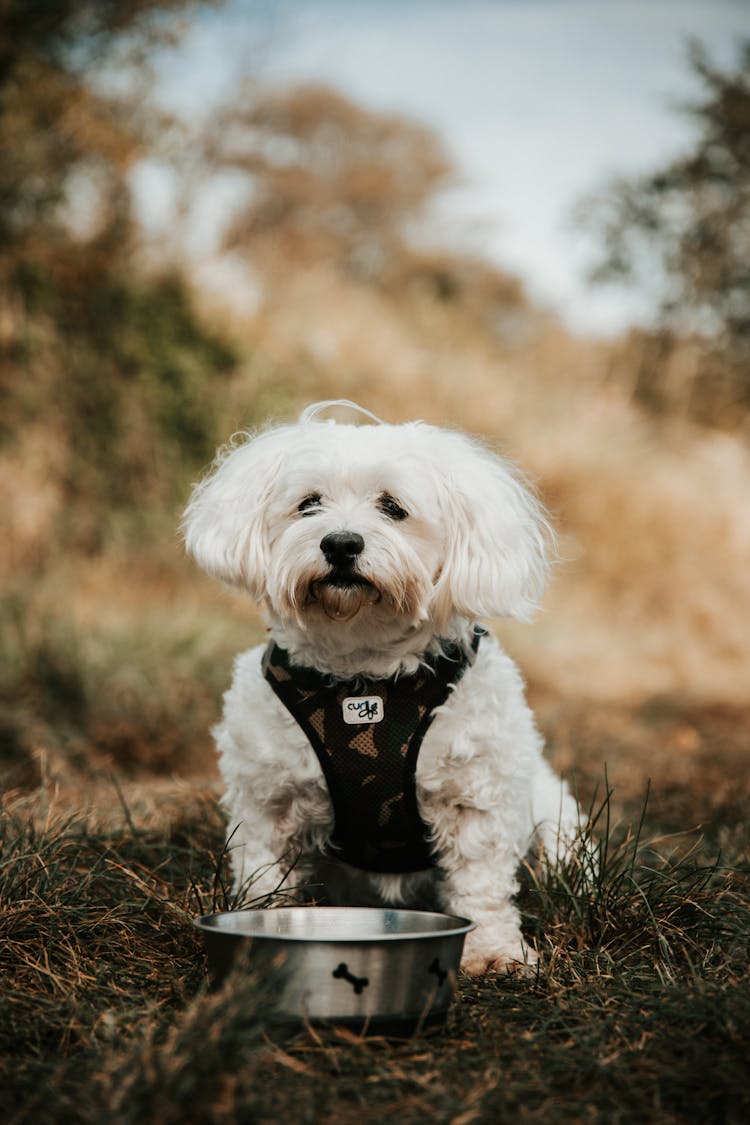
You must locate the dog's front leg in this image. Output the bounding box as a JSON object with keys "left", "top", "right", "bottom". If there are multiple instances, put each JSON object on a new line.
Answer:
{"left": 221, "top": 810, "right": 296, "bottom": 903}
{"left": 215, "top": 678, "right": 335, "bottom": 905}
{"left": 436, "top": 809, "right": 534, "bottom": 975}
{"left": 221, "top": 780, "right": 331, "bottom": 904}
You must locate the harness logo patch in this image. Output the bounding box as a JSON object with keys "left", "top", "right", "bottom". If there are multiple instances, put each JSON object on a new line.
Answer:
{"left": 343, "top": 696, "right": 384, "bottom": 724}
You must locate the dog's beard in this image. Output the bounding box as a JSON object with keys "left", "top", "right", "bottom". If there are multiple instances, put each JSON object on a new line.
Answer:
{"left": 269, "top": 536, "right": 435, "bottom": 631}
{"left": 308, "top": 575, "right": 381, "bottom": 622}
{"left": 273, "top": 565, "right": 428, "bottom": 628}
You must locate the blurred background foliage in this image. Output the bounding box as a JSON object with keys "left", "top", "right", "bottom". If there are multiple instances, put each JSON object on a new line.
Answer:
{"left": 1, "top": 1, "right": 749, "bottom": 809}
{"left": 207, "top": 83, "right": 454, "bottom": 282}
{"left": 1, "top": 0, "right": 236, "bottom": 524}
{"left": 584, "top": 40, "right": 750, "bottom": 428}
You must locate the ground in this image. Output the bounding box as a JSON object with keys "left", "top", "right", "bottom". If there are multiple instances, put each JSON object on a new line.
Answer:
{"left": 2, "top": 694, "right": 748, "bottom": 1125}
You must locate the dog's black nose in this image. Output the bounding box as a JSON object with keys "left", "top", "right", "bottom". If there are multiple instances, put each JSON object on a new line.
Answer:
{"left": 320, "top": 531, "right": 365, "bottom": 565}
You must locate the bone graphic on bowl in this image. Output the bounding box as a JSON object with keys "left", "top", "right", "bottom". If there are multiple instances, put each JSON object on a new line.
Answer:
{"left": 332, "top": 962, "right": 370, "bottom": 994}
{"left": 428, "top": 957, "right": 448, "bottom": 986}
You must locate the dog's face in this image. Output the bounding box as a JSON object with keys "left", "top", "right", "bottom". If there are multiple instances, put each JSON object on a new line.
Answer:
{"left": 262, "top": 433, "right": 444, "bottom": 628}
{"left": 183, "top": 403, "right": 551, "bottom": 641}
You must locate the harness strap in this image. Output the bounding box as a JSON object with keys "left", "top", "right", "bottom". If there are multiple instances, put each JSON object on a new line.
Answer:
{"left": 263, "top": 630, "right": 482, "bottom": 874}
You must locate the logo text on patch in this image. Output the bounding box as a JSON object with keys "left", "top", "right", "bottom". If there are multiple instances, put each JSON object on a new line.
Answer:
{"left": 342, "top": 697, "right": 384, "bottom": 724}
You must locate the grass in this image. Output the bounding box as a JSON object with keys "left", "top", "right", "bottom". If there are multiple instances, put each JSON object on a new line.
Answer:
{"left": 2, "top": 780, "right": 749, "bottom": 1125}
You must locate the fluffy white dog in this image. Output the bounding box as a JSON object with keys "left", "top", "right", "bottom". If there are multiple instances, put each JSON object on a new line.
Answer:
{"left": 183, "top": 401, "right": 581, "bottom": 974}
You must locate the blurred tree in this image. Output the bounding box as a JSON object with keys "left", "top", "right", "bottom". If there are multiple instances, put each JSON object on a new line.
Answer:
{"left": 205, "top": 83, "right": 455, "bottom": 284}
{"left": 0, "top": 0, "right": 202, "bottom": 265}
{"left": 0, "top": 0, "right": 237, "bottom": 535}
{"left": 584, "top": 41, "right": 750, "bottom": 427}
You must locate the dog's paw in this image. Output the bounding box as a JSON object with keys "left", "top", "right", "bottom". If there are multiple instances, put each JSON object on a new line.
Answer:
{"left": 460, "top": 930, "right": 538, "bottom": 977}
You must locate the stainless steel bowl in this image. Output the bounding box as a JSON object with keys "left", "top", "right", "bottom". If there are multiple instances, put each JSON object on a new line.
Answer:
{"left": 194, "top": 906, "right": 475, "bottom": 1035}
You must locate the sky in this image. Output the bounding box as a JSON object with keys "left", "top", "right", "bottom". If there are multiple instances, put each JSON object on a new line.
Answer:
{"left": 145, "top": 0, "right": 750, "bottom": 335}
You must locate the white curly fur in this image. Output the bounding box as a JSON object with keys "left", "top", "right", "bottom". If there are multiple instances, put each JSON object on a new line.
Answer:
{"left": 183, "top": 400, "right": 582, "bottom": 974}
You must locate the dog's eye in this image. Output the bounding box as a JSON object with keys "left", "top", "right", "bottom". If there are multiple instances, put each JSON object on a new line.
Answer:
{"left": 298, "top": 494, "right": 322, "bottom": 516}
{"left": 378, "top": 493, "right": 408, "bottom": 521}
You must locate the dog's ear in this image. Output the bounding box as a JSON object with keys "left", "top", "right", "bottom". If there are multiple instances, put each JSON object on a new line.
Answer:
{"left": 430, "top": 431, "right": 552, "bottom": 623}
{"left": 182, "top": 429, "right": 288, "bottom": 598}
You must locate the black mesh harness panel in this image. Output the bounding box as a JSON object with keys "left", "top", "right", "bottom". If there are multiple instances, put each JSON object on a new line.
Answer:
{"left": 262, "top": 630, "right": 482, "bottom": 874}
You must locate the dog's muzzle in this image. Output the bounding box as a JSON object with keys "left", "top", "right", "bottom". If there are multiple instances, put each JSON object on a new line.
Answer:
{"left": 309, "top": 531, "right": 381, "bottom": 621}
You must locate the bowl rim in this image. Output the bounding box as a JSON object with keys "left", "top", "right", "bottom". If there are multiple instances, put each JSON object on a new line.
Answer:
{"left": 193, "top": 905, "right": 476, "bottom": 942}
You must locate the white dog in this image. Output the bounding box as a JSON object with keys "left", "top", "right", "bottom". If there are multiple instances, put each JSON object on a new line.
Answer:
{"left": 183, "top": 401, "right": 581, "bottom": 974}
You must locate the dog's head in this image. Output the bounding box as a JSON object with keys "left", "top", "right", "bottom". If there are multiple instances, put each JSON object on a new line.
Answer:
{"left": 183, "top": 401, "right": 551, "bottom": 639}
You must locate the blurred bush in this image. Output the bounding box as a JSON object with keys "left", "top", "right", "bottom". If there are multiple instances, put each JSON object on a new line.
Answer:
{"left": 0, "top": 1, "right": 238, "bottom": 547}
{"left": 0, "top": 1, "right": 246, "bottom": 782}
{"left": 206, "top": 82, "right": 454, "bottom": 283}
{"left": 5, "top": 264, "right": 235, "bottom": 522}
{"left": 201, "top": 80, "right": 534, "bottom": 332}
{"left": 583, "top": 40, "right": 750, "bottom": 430}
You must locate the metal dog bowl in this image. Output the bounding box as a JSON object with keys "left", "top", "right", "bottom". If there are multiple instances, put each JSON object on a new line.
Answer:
{"left": 194, "top": 906, "right": 475, "bottom": 1035}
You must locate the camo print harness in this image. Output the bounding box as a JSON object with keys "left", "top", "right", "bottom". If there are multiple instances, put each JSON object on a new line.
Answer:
{"left": 262, "top": 630, "right": 483, "bottom": 874}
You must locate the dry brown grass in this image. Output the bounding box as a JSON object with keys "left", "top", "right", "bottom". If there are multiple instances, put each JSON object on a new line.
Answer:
{"left": 3, "top": 767, "right": 749, "bottom": 1125}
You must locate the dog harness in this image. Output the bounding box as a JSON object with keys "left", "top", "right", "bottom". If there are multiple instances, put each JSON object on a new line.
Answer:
{"left": 263, "top": 630, "right": 483, "bottom": 874}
